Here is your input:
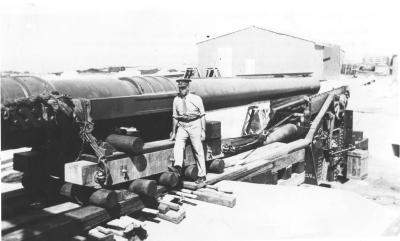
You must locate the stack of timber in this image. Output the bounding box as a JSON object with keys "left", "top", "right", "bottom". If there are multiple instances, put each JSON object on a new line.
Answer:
{"left": 2, "top": 179, "right": 238, "bottom": 240}
{"left": 1, "top": 188, "right": 145, "bottom": 241}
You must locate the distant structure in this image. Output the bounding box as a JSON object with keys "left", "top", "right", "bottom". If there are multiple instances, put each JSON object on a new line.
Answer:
{"left": 196, "top": 26, "right": 343, "bottom": 80}
{"left": 362, "top": 56, "right": 390, "bottom": 66}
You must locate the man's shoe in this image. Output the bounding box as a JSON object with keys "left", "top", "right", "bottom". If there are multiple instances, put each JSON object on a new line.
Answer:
{"left": 195, "top": 176, "right": 206, "bottom": 184}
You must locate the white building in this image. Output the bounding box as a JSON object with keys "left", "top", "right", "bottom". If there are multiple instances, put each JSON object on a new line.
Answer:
{"left": 197, "top": 26, "right": 343, "bottom": 80}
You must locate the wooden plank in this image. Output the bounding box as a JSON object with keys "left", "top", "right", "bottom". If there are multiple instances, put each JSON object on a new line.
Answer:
{"left": 206, "top": 165, "right": 248, "bottom": 185}
{"left": 178, "top": 188, "right": 236, "bottom": 208}
{"left": 182, "top": 181, "right": 205, "bottom": 190}
{"left": 223, "top": 142, "right": 286, "bottom": 168}
{"left": 271, "top": 149, "right": 305, "bottom": 172}
{"left": 2, "top": 202, "right": 81, "bottom": 235}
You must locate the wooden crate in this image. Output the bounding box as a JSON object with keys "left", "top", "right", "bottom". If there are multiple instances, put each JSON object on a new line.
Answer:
{"left": 205, "top": 121, "right": 221, "bottom": 140}
{"left": 355, "top": 138, "right": 368, "bottom": 150}
{"left": 347, "top": 149, "right": 368, "bottom": 180}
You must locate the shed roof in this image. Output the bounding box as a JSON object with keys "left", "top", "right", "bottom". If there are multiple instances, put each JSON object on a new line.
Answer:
{"left": 197, "top": 26, "right": 316, "bottom": 45}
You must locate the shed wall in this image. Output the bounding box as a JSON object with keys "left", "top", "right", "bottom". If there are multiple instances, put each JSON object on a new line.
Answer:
{"left": 197, "top": 27, "right": 323, "bottom": 79}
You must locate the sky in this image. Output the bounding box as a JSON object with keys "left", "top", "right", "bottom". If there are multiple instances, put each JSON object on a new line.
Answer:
{"left": 0, "top": 0, "right": 399, "bottom": 73}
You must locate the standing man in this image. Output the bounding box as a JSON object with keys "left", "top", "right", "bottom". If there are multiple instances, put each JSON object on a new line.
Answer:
{"left": 170, "top": 78, "right": 207, "bottom": 184}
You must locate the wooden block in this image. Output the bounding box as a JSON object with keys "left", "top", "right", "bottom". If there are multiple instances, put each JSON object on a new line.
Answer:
{"left": 293, "top": 161, "right": 305, "bottom": 174}
{"left": 281, "top": 165, "right": 292, "bottom": 180}
{"left": 206, "top": 121, "right": 221, "bottom": 139}
{"left": 157, "top": 203, "right": 170, "bottom": 214}
{"left": 205, "top": 139, "right": 222, "bottom": 157}
{"left": 107, "top": 149, "right": 173, "bottom": 185}
{"left": 352, "top": 131, "right": 363, "bottom": 143}
{"left": 192, "top": 190, "right": 236, "bottom": 208}
{"left": 158, "top": 210, "right": 186, "bottom": 224}
{"left": 347, "top": 149, "right": 369, "bottom": 180}
{"left": 13, "top": 151, "right": 44, "bottom": 173}
{"left": 185, "top": 139, "right": 222, "bottom": 163}
{"left": 96, "top": 226, "right": 111, "bottom": 234}
{"left": 64, "top": 160, "right": 98, "bottom": 186}
{"left": 265, "top": 171, "right": 278, "bottom": 185}
{"left": 74, "top": 148, "right": 174, "bottom": 187}
{"left": 141, "top": 208, "right": 159, "bottom": 215}
{"left": 355, "top": 138, "right": 368, "bottom": 150}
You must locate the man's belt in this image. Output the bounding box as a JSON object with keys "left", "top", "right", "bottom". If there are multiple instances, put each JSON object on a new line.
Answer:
{"left": 177, "top": 115, "right": 201, "bottom": 122}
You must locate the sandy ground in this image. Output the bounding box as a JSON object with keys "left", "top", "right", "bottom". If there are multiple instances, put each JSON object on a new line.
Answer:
{"left": 144, "top": 181, "right": 400, "bottom": 240}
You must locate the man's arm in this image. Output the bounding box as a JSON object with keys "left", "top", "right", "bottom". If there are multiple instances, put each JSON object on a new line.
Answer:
{"left": 198, "top": 96, "right": 206, "bottom": 141}
{"left": 200, "top": 115, "right": 206, "bottom": 141}
{"left": 171, "top": 98, "right": 178, "bottom": 140}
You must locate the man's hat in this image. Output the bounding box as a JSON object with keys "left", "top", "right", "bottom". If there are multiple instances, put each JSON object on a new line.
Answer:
{"left": 176, "top": 78, "right": 191, "bottom": 87}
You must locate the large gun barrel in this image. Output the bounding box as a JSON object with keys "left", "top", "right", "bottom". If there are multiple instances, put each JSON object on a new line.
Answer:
{"left": 1, "top": 75, "right": 320, "bottom": 149}
{"left": 2, "top": 75, "right": 319, "bottom": 117}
